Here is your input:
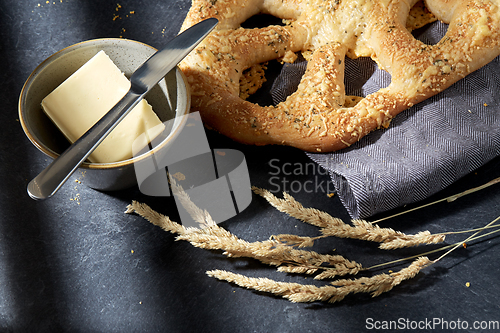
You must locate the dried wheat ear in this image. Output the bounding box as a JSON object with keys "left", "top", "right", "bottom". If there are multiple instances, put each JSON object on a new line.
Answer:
{"left": 125, "top": 182, "right": 447, "bottom": 303}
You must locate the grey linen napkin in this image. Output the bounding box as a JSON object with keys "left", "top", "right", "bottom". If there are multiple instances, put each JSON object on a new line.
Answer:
{"left": 271, "top": 21, "right": 500, "bottom": 218}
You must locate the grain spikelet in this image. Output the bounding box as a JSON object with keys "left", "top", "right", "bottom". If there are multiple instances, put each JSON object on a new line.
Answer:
{"left": 277, "top": 266, "right": 319, "bottom": 275}
{"left": 350, "top": 220, "right": 446, "bottom": 249}
{"left": 313, "top": 260, "right": 362, "bottom": 280}
{"left": 252, "top": 186, "right": 339, "bottom": 228}
{"left": 169, "top": 175, "right": 217, "bottom": 228}
{"left": 271, "top": 234, "right": 316, "bottom": 248}
{"left": 378, "top": 231, "right": 446, "bottom": 250}
{"left": 125, "top": 201, "right": 187, "bottom": 235}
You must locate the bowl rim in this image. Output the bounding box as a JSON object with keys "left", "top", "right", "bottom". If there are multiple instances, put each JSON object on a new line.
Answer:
{"left": 18, "top": 38, "right": 191, "bottom": 170}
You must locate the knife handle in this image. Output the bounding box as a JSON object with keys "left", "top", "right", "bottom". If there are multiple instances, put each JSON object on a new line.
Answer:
{"left": 27, "top": 90, "right": 142, "bottom": 200}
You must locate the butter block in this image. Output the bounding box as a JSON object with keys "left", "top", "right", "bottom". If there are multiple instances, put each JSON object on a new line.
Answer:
{"left": 41, "top": 50, "right": 165, "bottom": 163}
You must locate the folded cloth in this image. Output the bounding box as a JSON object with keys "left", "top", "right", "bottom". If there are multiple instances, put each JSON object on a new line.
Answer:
{"left": 271, "top": 21, "right": 500, "bottom": 218}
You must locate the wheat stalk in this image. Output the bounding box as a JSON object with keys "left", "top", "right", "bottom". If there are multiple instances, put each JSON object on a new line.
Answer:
{"left": 252, "top": 187, "right": 445, "bottom": 249}
{"left": 370, "top": 176, "right": 500, "bottom": 224}
{"left": 435, "top": 215, "right": 500, "bottom": 263}
{"left": 364, "top": 218, "right": 500, "bottom": 271}
{"left": 168, "top": 174, "right": 217, "bottom": 228}
{"left": 207, "top": 257, "right": 432, "bottom": 303}
{"left": 126, "top": 200, "right": 363, "bottom": 278}
{"left": 125, "top": 201, "right": 187, "bottom": 235}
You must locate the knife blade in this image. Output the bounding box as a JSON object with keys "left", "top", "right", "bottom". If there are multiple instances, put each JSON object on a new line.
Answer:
{"left": 27, "top": 18, "right": 218, "bottom": 200}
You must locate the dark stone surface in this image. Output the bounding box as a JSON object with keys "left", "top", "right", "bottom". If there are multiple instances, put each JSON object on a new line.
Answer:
{"left": 1, "top": 1, "right": 499, "bottom": 331}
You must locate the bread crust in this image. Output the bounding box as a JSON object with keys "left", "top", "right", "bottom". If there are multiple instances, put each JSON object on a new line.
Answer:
{"left": 179, "top": 0, "right": 500, "bottom": 152}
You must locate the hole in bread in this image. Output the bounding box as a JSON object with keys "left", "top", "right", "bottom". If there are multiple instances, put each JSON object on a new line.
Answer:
{"left": 244, "top": 59, "right": 284, "bottom": 106}
{"left": 237, "top": 12, "right": 406, "bottom": 108}
{"left": 236, "top": 14, "right": 289, "bottom": 106}
{"left": 344, "top": 57, "right": 391, "bottom": 100}
{"left": 240, "top": 13, "right": 285, "bottom": 29}
{"left": 406, "top": 0, "right": 437, "bottom": 33}
{"left": 411, "top": 20, "right": 448, "bottom": 46}
{"left": 407, "top": 0, "right": 448, "bottom": 46}
{"left": 248, "top": 54, "right": 387, "bottom": 109}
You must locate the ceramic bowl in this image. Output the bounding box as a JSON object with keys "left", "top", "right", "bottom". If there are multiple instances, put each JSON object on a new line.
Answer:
{"left": 19, "top": 38, "right": 190, "bottom": 191}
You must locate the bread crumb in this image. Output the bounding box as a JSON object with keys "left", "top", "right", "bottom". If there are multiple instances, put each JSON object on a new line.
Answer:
{"left": 172, "top": 172, "right": 186, "bottom": 181}
{"left": 465, "top": 282, "right": 471, "bottom": 287}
